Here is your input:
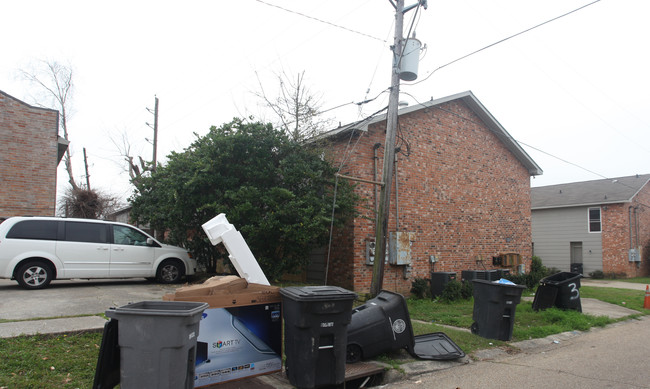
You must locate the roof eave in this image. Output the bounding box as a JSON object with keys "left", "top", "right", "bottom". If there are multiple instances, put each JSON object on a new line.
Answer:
{"left": 314, "top": 91, "right": 543, "bottom": 176}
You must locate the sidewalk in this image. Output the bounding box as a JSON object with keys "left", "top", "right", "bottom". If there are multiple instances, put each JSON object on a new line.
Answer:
{"left": 0, "top": 315, "right": 107, "bottom": 338}
{"left": 581, "top": 278, "right": 648, "bottom": 291}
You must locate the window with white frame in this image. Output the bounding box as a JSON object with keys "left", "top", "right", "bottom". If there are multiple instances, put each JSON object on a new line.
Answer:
{"left": 588, "top": 207, "right": 601, "bottom": 233}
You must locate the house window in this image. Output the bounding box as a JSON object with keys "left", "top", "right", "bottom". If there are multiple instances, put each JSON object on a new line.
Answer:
{"left": 588, "top": 207, "right": 601, "bottom": 233}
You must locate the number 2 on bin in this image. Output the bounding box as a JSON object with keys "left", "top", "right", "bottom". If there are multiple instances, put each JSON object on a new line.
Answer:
{"left": 568, "top": 282, "right": 579, "bottom": 300}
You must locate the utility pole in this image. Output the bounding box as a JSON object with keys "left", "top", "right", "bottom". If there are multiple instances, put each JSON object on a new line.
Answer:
{"left": 370, "top": 0, "right": 425, "bottom": 297}
{"left": 83, "top": 147, "right": 91, "bottom": 190}
{"left": 152, "top": 96, "right": 159, "bottom": 172}
{"left": 147, "top": 96, "right": 159, "bottom": 173}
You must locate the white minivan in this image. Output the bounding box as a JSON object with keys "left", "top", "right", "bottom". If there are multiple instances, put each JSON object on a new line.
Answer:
{"left": 0, "top": 216, "right": 198, "bottom": 289}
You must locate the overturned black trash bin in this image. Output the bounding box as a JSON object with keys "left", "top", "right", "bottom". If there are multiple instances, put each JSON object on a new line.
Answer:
{"left": 280, "top": 286, "right": 356, "bottom": 389}
{"left": 346, "top": 290, "right": 415, "bottom": 363}
{"left": 430, "top": 272, "right": 457, "bottom": 299}
{"left": 533, "top": 271, "right": 582, "bottom": 312}
{"left": 95, "top": 300, "right": 209, "bottom": 389}
{"left": 471, "top": 279, "right": 526, "bottom": 341}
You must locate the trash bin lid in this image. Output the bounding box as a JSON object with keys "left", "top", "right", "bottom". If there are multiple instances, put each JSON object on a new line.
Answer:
{"left": 280, "top": 286, "right": 356, "bottom": 302}
{"left": 106, "top": 301, "right": 209, "bottom": 318}
{"left": 410, "top": 332, "right": 465, "bottom": 360}
{"left": 472, "top": 279, "right": 526, "bottom": 289}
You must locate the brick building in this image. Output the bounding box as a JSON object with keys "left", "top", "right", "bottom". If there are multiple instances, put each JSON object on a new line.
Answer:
{"left": 531, "top": 174, "right": 650, "bottom": 278}
{"left": 0, "top": 90, "right": 67, "bottom": 218}
{"left": 314, "top": 91, "right": 542, "bottom": 294}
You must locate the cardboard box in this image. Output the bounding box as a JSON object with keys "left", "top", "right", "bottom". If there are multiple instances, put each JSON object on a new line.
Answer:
{"left": 164, "top": 277, "right": 282, "bottom": 387}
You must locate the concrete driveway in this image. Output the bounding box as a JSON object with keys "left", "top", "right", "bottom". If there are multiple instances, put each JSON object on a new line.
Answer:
{"left": 0, "top": 278, "right": 179, "bottom": 321}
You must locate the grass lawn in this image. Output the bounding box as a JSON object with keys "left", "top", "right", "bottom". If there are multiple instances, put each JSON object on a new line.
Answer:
{"left": 618, "top": 277, "right": 650, "bottom": 285}
{"left": 0, "top": 332, "right": 103, "bottom": 389}
{"left": 580, "top": 285, "right": 648, "bottom": 312}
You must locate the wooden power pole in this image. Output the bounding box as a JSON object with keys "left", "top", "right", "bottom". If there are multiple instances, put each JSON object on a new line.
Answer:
{"left": 152, "top": 96, "right": 159, "bottom": 172}
{"left": 83, "top": 147, "right": 91, "bottom": 190}
{"left": 370, "top": 0, "right": 425, "bottom": 297}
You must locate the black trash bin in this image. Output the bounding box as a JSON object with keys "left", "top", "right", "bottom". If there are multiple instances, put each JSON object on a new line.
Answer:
{"left": 570, "top": 263, "right": 584, "bottom": 275}
{"left": 538, "top": 271, "right": 583, "bottom": 312}
{"left": 532, "top": 284, "right": 558, "bottom": 311}
{"left": 346, "top": 290, "right": 415, "bottom": 363}
{"left": 97, "top": 301, "right": 209, "bottom": 389}
{"left": 430, "top": 272, "right": 457, "bottom": 299}
{"left": 280, "top": 286, "right": 356, "bottom": 389}
{"left": 471, "top": 279, "right": 526, "bottom": 341}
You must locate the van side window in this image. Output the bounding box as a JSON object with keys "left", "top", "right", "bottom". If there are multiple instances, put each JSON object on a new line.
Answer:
{"left": 6, "top": 220, "right": 59, "bottom": 240}
{"left": 65, "top": 222, "right": 109, "bottom": 243}
{"left": 113, "top": 225, "right": 149, "bottom": 246}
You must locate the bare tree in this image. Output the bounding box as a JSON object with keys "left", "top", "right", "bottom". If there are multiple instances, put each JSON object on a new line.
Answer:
{"left": 21, "top": 60, "right": 78, "bottom": 190}
{"left": 110, "top": 131, "right": 151, "bottom": 188}
{"left": 58, "top": 187, "right": 121, "bottom": 219}
{"left": 255, "top": 70, "right": 332, "bottom": 141}
{"left": 22, "top": 59, "right": 123, "bottom": 218}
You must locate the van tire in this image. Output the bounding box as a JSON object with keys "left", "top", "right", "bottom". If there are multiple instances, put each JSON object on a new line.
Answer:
{"left": 156, "top": 259, "right": 184, "bottom": 284}
{"left": 16, "top": 261, "right": 54, "bottom": 290}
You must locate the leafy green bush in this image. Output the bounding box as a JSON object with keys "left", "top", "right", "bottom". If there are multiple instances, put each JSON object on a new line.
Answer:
{"left": 439, "top": 280, "right": 474, "bottom": 303}
{"left": 604, "top": 272, "right": 628, "bottom": 279}
{"left": 440, "top": 279, "right": 463, "bottom": 303}
{"left": 505, "top": 256, "right": 551, "bottom": 289}
{"left": 460, "top": 280, "right": 473, "bottom": 300}
{"left": 589, "top": 270, "right": 605, "bottom": 279}
{"left": 410, "top": 278, "right": 431, "bottom": 299}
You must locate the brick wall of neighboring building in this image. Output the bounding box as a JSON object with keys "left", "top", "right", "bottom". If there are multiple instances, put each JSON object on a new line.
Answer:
{"left": 0, "top": 91, "right": 60, "bottom": 218}
{"left": 602, "top": 184, "right": 650, "bottom": 277}
{"left": 325, "top": 100, "right": 534, "bottom": 294}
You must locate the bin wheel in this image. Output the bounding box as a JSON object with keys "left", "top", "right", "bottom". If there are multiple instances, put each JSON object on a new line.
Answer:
{"left": 470, "top": 322, "right": 479, "bottom": 335}
{"left": 346, "top": 344, "right": 363, "bottom": 364}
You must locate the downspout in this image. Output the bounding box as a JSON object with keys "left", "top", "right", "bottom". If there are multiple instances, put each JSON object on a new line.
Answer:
{"left": 629, "top": 205, "right": 641, "bottom": 269}
{"left": 629, "top": 206, "right": 634, "bottom": 250}
{"left": 373, "top": 143, "right": 381, "bottom": 214}
{"left": 634, "top": 206, "right": 640, "bottom": 248}
{"left": 395, "top": 148, "right": 400, "bottom": 231}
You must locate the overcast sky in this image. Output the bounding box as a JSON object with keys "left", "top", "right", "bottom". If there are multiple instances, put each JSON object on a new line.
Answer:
{"left": 2, "top": 0, "right": 649, "bottom": 205}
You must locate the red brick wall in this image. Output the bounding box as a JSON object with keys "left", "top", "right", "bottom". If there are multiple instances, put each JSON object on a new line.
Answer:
{"left": 325, "top": 100, "right": 533, "bottom": 294}
{"left": 0, "top": 91, "right": 60, "bottom": 218}
{"left": 601, "top": 184, "right": 650, "bottom": 277}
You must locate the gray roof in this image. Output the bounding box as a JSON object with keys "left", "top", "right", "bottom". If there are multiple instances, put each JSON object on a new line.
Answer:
{"left": 316, "top": 91, "right": 542, "bottom": 176}
{"left": 531, "top": 174, "right": 650, "bottom": 210}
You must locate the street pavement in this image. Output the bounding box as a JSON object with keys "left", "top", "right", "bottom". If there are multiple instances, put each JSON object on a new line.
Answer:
{"left": 381, "top": 316, "right": 650, "bottom": 389}
{"left": 0, "top": 278, "right": 177, "bottom": 337}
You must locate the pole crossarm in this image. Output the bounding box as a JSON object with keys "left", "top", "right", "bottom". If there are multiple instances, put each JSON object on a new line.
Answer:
{"left": 335, "top": 173, "right": 384, "bottom": 187}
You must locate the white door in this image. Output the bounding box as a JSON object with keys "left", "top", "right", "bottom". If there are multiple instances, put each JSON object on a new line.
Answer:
{"left": 110, "top": 225, "right": 155, "bottom": 277}
{"left": 56, "top": 221, "right": 110, "bottom": 278}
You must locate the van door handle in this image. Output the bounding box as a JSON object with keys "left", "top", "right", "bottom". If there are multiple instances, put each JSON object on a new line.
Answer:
{"left": 97, "top": 247, "right": 109, "bottom": 251}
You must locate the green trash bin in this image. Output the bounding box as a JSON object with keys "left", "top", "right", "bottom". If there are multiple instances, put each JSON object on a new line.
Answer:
{"left": 104, "top": 301, "right": 209, "bottom": 389}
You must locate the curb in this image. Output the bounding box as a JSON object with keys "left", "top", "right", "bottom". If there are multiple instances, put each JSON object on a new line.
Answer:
{"left": 0, "top": 316, "right": 107, "bottom": 338}
{"left": 379, "top": 316, "right": 649, "bottom": 385}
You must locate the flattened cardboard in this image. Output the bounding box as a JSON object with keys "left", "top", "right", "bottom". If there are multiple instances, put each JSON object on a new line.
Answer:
{"left": 163, "top": 276, "right": 280, "bottom": 307}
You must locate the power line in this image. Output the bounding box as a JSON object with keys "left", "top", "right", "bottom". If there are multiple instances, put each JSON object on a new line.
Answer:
{"left": 409, "top": 0, "right": 602, "bottom": 86}
{"left": 254, "top": 0, "right": 387, "bottom": 43}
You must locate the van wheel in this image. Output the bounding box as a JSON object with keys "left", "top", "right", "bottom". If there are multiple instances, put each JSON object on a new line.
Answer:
{"left": 16, "top": 261, "right": 54, "bottom": 290}
{"left": 156, "top": 259, "right": 184, "bottom": 284}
